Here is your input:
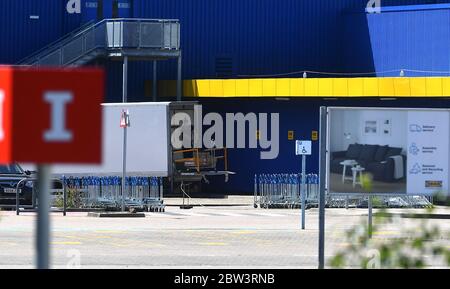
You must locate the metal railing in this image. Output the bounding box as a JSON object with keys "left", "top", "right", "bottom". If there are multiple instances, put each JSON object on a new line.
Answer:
{"left": 18, "top": 18, "right": 180, "bottom": 67}
{"left": 13, "top": 176, "right": 164, "bottom": 213}
{"left": 17, "top": 20, "right": 96, "bottom": 65}
{"left": 254, "top": 174, "right": 434, "bottom": 209}
{"left": 61, "top": 176, "right": 165, "bottom": 212}
{"left": 327, "top": 192, "right": 433, "bottom": 209}
{"left": 15, "top": 177, "right": 66, "bottom": 215}
{"left": 254, "top": 173, "right": 319, "bottom": 209}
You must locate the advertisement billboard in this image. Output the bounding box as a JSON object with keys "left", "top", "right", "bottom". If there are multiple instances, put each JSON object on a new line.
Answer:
{"left": 327, "top": 107, "right": 449, "bottom": 196}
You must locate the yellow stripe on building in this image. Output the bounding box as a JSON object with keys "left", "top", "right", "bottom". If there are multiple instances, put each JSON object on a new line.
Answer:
{"left": 179, "top": 77, "right": 450, "bottom": 98}
{"left": 146, "top": 77, "right": 450, "bottom": 98}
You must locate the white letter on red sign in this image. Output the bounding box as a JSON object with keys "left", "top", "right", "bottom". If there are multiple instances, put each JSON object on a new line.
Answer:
{"left": 44, "top": 92, "right": 73, "bottom": 142}
{"left": 0, "top": 90, "right": 4, "bottom": 141}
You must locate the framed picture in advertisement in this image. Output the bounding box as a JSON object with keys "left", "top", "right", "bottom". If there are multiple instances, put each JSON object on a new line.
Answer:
{"left": 382, "top": 118, "right": 392, "bottom": 136}
{"left": 363, "top": 120, "right": 378, "bottom": 135}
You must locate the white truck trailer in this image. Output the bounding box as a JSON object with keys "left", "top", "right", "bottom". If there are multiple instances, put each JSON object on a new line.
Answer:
{"left": 25, "top": 101, "right": 232, "bottom": 197}
{"left": 51, "top": 102, "right": 178, "bottom": 177}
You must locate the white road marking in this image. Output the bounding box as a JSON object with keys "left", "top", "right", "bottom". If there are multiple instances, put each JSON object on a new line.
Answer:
{"left": 247, "top": 212, "right": 286, "bottom": 217}
{"left": 209, "top": 212, "right": 246, "bottom": 217}
{"left": 148, "top": 210, "right": 297, "bottom": 218}
{"left": 286, "top": 212, "right": 303, "bottom": 216}
{"left": 173, "top": 211, "right": 211, "bottom": 217}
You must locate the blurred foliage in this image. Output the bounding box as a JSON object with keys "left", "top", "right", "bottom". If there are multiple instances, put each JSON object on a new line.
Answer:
{"left": 361, "top": 173, "right": 373, "bottom": 192}
{"left": 330, "top": 208, "right": 450, "bottom": 269}
{"left": 53, "top": 189, "right": 83, "bottom": 208}
{"left": 434, "top": 191, "right": 450, "bottom": 206}
{"left": 331, "top": 174, "right": 449, "bottom": 268}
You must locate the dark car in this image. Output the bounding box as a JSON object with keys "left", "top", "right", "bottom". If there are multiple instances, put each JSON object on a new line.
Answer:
{"left": 0, "top": 164, "right": 34, "bottom": 208}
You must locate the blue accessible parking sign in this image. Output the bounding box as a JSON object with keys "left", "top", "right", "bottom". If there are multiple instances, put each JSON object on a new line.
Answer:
{"left": 296, "top": 140, "right": 312, "bottom": 156}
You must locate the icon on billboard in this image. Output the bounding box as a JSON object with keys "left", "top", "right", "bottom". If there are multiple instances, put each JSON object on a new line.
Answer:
{"left": 409, "top": 143, "right": 420, "bottom": 155}
{"left": 409, "top": 163, "right": 421, "bottom": 174}
{"left": 409, "top": 124, "right": 422, "bottom": 132}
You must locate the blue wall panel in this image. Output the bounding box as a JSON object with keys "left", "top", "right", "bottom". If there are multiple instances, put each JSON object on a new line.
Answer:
{"left": 342, "top": 12, "right": 376, "bottom": 75}
{"left": 200, "top": 99, "right": 321, "bottom": 194}
{"left": 132, "top": 0, "right": 370, "bottom": 80}
{"left": 344, "top": 4, "right": 450, "bottom": 77}
{"left": 117, "top": 0, "right": 133, "bottom": 18}
{"left": 0, "top": 0, "right": 81, "bottom": 64}
{"left": 369, "top": 5, "right": 450, "bottom": 77}
{"left": 81, "top": 0, "right": 101, "bottom": 23}
{"left": 102, "top": 0, "right": 113, "bottom": 18}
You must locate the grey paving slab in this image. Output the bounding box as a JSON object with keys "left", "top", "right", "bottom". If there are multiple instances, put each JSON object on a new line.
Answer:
{"left": 0, "top": 206, "right": 448, "bottom": 268}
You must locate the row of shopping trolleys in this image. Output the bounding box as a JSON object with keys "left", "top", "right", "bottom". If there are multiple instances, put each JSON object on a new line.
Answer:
{"left": 254, "top": 173, "right": 319, "bottom": 209}
{"left": 61, "top": 176, "right": 165, "bottom": 212}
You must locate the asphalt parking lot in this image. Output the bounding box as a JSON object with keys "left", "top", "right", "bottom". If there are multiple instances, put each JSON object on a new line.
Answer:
{"left": 0, "top": 205, "right": 449, "bottom": 269}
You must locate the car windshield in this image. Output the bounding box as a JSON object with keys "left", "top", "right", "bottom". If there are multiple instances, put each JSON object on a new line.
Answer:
{"left": 0, "top": 164, "right": 24, "bottom": 175}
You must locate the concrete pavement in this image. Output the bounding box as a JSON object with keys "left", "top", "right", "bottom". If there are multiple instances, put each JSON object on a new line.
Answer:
{"left": 0, "top": 205, "right": 449, "bottom": 269}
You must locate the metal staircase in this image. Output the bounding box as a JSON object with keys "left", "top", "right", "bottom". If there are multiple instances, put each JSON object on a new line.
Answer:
{"left": 17, "top": 18, "right": 183, "bottom": 101}
{"left": 18, "top": 18, "right": 181, "bottom": 67}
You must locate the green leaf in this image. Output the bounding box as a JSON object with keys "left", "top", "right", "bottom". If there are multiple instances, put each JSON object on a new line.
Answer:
{"left": 412, "top": 238, "right": 423, "bottom": 249}
{"left": 330, "top": 254, "right": 345, "bottom": 268}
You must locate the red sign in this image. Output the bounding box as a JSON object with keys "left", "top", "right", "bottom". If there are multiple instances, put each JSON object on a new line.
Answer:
{"left": 120, "top": 109, "right": 130, "bottom": 128}
{"left": 0, "top": 67, "right": 104, "bottom": 164}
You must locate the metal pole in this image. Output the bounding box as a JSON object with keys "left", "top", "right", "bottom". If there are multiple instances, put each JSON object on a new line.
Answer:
{"left": 63, "top": 182, "right": 67, "bottom": 217}
{"left": 177, "top": 51, "right": 182, "bottom": 101}
{"left": 122, "top": 56, "right": 128, "bottom": 212}
{"left": 36, "top": 164, "right": 51, "bottom": 269}
{"left": 122, "top": 126, "right": 128, "bottom": 212}
{"left": 153, "top": 61, "right": 158, "bottom": 102}
{"left": 159, "top": 177, "right": 164, "bottom": 204}
{"left": 123, "top": 56, "right": 128, "bottom": 103}
{"left": 368, "top": 195, "right": 373, "bottom": 238}
{"left": 301, "top": 155, "right": 306, "bottom": 230}
{"left": 16, "top": 181, "right": 20, "bottom": 216}
{"left": 318, "top": 106, "right": 327, "bottom": 269}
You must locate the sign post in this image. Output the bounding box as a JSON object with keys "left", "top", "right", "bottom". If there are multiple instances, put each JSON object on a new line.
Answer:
{"left": 0, "top": 67, "right": 104, "bottom": 269}
{"left": 122, "top": 56, "right": 128, "bottom": 212}
{"left": 368, "top": 195, "right": 373, "bottom": 238}
{"left": 318, "top": 107, "right": 326, "bottom": 269}
{"left": 120, "top": 109, "right": 130, "bottom": 212}
{"left": 36, "top": 164, "right": 51, "bottom": 269}
{"left": 296, "top": 140, "right": 312, "bottom": 230}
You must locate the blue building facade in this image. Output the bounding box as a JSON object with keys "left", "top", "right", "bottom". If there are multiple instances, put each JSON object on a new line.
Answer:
{"left": 2, "top": 1, "right": 450, "bottom": 194}
{"left": 3, "top": 1, "right": 450, "bottom": 100}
